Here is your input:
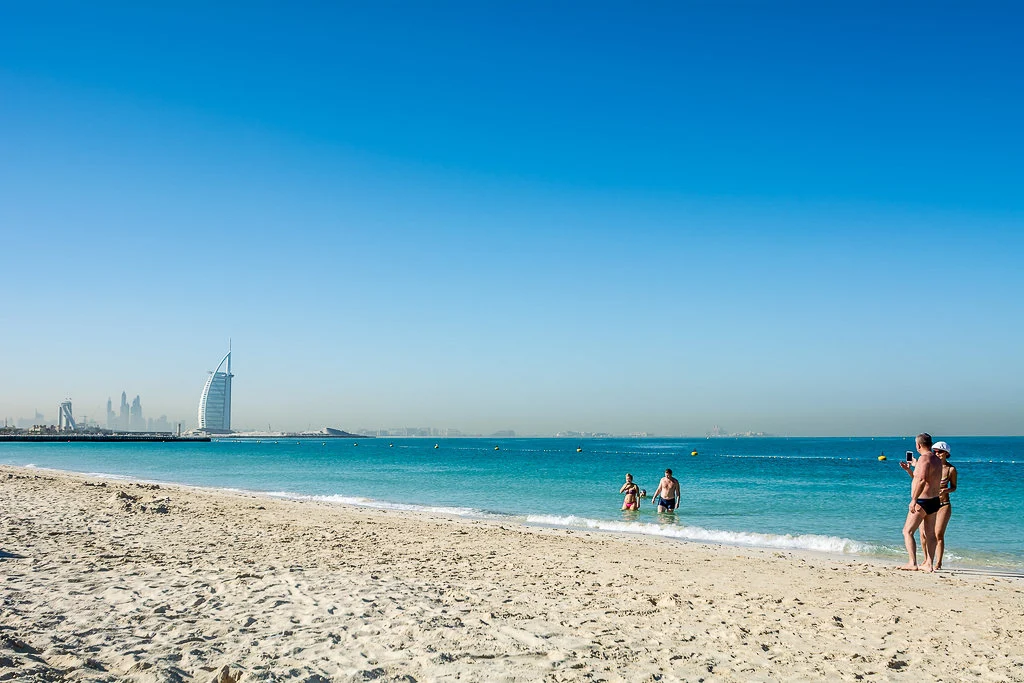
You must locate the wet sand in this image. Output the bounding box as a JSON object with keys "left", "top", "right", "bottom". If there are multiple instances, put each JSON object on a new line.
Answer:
{"left": 2, "top": 465, "right": 1023, "bottom": 682}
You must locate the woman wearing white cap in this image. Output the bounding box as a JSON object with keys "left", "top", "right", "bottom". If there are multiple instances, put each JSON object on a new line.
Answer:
{"left": 932, "top": 441, "right": 957, "bottom": 570}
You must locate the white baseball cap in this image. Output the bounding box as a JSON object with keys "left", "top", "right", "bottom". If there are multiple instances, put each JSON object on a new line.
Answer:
{"left": 932, "top": 441, "right": 951, "bottom": 453}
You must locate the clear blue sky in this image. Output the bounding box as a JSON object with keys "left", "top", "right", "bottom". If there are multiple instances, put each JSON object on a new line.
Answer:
{"left": 2, "top": 2, "right": 1022, "bottom": 435}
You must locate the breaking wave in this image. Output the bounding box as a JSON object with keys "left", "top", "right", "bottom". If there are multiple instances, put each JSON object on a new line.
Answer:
{"left": 264, "top": 491, "right": 479, "bottom": 517}
{"left": 524, "top": 514, "right": 881, "bottom": 555}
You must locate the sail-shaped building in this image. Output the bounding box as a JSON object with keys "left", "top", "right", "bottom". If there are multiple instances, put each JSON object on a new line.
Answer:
{"left": 198, "top": 347, "right": 233, "bottom": 433}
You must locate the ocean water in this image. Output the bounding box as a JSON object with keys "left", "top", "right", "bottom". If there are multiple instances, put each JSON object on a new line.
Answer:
{"left": 3, "top": 436, "right": 1022, "bottom": 570}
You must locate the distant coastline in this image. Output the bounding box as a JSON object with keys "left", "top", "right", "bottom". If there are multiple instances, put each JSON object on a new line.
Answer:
{"left": 0, "top": 434, "right": 210, "bottom": 443}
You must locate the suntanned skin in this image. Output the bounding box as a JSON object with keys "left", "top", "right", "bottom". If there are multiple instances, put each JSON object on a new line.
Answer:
{"left": 619, "top": 474, "right": 639, "bottom": 510}
{"left": 898, "top": 435, "right": 943, "bottom": 572}
{"left": 934, "top": 450, "right": 957, "bottom": 569}
{"left": 652, "top": 470, "right": 679, "bottom": 513}
{"left": 900, "top": 445, "right": 958, "bottom": 569}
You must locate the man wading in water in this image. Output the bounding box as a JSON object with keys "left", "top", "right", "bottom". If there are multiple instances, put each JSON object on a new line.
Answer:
{"left": 652, "top": 468, "right": 680, "bottom": 513}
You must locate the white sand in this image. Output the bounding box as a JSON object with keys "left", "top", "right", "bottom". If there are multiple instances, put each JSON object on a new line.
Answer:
{"left": 2, "top": 465, "right": 1023, "bottom": 682}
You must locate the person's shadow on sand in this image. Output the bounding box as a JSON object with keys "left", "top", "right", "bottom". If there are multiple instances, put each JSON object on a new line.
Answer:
{"left": 0, "top": 550, "right": 25, "bottom": 559}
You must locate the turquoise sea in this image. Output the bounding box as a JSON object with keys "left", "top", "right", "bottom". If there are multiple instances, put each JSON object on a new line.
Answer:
{"left": 3, "top": 437, "right": 1022, "bottom": 570}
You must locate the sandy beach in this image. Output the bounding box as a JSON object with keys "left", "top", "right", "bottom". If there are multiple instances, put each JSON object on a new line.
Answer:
{"left": 1, "top": 465, "right": 1022, "bottom": 682}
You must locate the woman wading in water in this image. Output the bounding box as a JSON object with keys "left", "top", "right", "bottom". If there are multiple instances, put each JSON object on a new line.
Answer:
{"left": 619, "top": 473, "right": 640, "bottom": 510}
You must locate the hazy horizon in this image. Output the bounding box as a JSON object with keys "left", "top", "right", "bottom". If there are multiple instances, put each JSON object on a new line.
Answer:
{"left": 2, "top": 4, "right": 1022, "bottom": 437}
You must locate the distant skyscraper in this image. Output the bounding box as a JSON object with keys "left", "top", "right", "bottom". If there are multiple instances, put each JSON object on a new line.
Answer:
{"left": 106, "top": 397, "right": 115, "bottom": 430}
{"left": 119, "top": 392, "right": 129, "bottom": 431}
{"left": 129, "top": 395, "right": 143, "bottom": 431}
{"left": 58, "top": 399, "right": 76, "bottom": 432}
{"left": 198, "top": 346, "right": 233, "bottom": 433}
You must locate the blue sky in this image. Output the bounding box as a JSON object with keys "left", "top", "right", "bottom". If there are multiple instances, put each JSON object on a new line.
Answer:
{"left": 1, "top": 2, "right": 1022, "bottom": 435}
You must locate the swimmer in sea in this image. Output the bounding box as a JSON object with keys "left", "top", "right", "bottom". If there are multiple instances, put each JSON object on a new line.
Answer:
{"left": 652, "top": 468, "right": 680, "bottom": 513}
{"left": 620, "top": 473, "right": 640, "bottom": 510}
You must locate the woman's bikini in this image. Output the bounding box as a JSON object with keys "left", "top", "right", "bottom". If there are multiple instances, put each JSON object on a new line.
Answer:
{"left": 623, "top": 483, "right": 639, "bottom": 509}
{"left": 939, "top": 464, "right": 955, "bottom": 508}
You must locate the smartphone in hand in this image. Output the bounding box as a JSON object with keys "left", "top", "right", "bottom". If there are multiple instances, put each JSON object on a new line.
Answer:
{"left": 905, "top": 451, "right": 914, "bottom": 462}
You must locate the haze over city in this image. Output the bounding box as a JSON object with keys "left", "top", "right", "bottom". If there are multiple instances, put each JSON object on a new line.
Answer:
{"left": 2, "top": 3, "right": 1022, "bottom": 436}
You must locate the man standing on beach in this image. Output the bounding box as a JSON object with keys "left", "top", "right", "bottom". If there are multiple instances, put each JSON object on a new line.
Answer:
{"left": 898, "top": 433, "right": 943, "bottom": 572}
{"left": 652, "top": 468, "right": 680, "bottom": 513}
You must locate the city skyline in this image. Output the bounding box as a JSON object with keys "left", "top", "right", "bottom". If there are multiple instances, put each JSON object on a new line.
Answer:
{"left": 2, "top": 4, "right": 1022, "bottom": 436}
{"left": 3, "top": 391, "right": 181, "bottom": 434}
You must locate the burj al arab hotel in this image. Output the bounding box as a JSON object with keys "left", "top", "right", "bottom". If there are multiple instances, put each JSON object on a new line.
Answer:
{"left": 198, "top": 346, "right": 233, "bottom": 433}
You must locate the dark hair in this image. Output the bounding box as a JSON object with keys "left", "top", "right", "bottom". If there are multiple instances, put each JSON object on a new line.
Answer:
{"left": 665, "top": 468, "right": 673, "bottom": 476}
{"left": 916, "top": 433, "right": 933, "bottom": 449}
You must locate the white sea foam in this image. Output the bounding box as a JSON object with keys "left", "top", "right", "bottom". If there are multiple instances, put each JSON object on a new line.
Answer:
{"left": 524, "top": 514, "right": 878, "bottom": 555}
{"left": 264, "top": 491, "right": 478, "bottom": 517}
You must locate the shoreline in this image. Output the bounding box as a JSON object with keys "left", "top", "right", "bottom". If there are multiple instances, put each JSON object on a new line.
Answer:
{"left": 3, "top": 464, "right": 1024, "bottom": 681}
{"left": 10, "top": 461, "right": 1024, "bottom": 575}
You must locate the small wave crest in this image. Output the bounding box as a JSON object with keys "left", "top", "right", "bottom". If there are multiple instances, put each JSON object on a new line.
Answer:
{"left": 264, "top": 491, "right": 479, "bottom": 517}
{"left": 84, "top": 472, "right": 135, "bottom": 481}
{"left": 524, "top": 514, "right": 877, "bottom": 555}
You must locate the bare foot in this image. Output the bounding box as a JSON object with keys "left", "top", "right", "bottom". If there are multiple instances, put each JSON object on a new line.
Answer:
{"left": 897, "top": 563, "right": 919, "bottom": 571}
{"left": 922, "top": 564, "right": 935, "bottom": 573}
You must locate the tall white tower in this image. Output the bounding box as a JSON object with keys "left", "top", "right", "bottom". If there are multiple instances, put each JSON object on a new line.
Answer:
{"left": 198, "top": 344, "right": 233, "bottom": 433}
